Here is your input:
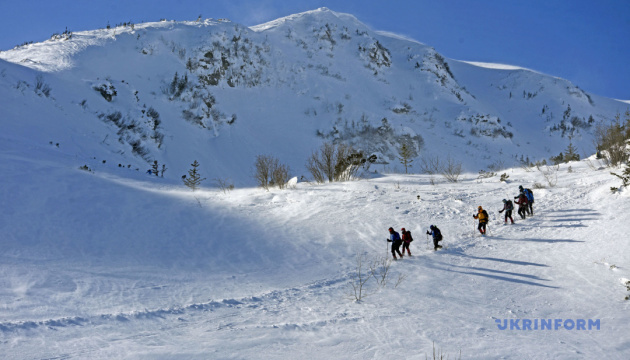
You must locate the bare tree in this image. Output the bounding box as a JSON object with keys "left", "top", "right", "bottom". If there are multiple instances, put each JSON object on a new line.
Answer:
{"left": 254, "top": 155, "right": 291, "bottom": 190}
{"left": 272, "top": 162, "right": 291, "bottom": 189}
{"left": 441, "top": 155, "right": 462, "bottom": 183}
{"left": 319, "top": 142, "right": 336, "bottom": 182}
{"left": 254, "top": 155, "right": 274, "bottom": 189}
{"left": 418, "top": 155, "right": 442, "bottom": 175}
{"left": 348, "top": 252, "right": 372, "bottom": 302}
{"left": 306, "top": 142, "right": 374, "bottom": 183}
{"left": 306, "top": 152, "right": 326, "bottom": 183}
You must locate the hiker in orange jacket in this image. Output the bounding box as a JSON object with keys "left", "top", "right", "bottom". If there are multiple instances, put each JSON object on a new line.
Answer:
{"left": 473, "top": 206, "right": 489, "bottom": 235}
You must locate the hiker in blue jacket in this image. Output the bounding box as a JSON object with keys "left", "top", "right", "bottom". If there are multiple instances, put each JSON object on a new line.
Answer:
{"left": 519, "top": 185, "right": 534, "bottom": 215}
{"left": 387, "top": 227, "right": 404, "bottom": 260}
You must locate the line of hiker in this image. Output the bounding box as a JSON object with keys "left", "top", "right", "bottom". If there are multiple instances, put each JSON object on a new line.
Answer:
{"left": 387, "top": 225, "right": 443, "bottom": 260}
{"left": 475, "top": 184, "right": 535, "bottom": 235}
{"left": 387, "top": 185, "right": 534, "bottom": 260}
{"left": 387, "top": 184, "right": 534, "bottom": 258}
{"left": 511, "top": 185, "right": 535, "bottom": 220}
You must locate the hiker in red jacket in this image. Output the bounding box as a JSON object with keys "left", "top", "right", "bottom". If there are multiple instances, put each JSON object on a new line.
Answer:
{"left": 514, "top": 192, "right": 529, "bottom": 220}
{"left": 401, "top": 228, "right": 413, "bottom": 256}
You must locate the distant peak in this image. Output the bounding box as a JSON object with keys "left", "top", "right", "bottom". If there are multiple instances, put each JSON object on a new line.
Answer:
{"left": 250, "top": 7, "right": 366, "bottom": 33}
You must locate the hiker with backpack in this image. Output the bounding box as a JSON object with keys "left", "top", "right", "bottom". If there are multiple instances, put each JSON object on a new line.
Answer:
{"left": 387, "top": 227, "right": 404, "bottom": 260}
{"left": 519, "top": 185, "right": 534, "bottom": 215}
{"left": 426, "top": 225, "right": 443, "bottom": 250}
{"left": 401, "top": 228, "right": 413, "bottom": 256}
{"left": 473, "top": 206, "right": 489, "bottom": 235}
{"left": 499, "top": 199, "right": 515, "bottom": 224}
{"left": 514, "top": 191, "right": 529, "bottom": 219}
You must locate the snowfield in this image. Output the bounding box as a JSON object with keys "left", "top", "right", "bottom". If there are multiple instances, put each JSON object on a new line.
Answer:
{"left": 0, "top": 7, "right": 629, "bottom": 359}
{"left": 1, "top": 140, "right": 629, "bottom": 358}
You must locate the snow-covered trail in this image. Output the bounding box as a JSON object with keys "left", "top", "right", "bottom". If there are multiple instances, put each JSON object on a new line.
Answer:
{"left": 1, "top": 154, "right": 629, "bottom": 359}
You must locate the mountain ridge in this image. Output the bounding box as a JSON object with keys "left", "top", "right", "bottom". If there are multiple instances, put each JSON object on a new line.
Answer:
{"left": 0, "top": 9, "right": 626, "bottom": 186}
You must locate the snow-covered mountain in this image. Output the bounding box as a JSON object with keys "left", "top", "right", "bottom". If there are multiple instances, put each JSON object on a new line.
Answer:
{"left": 1, "top": 8, "right": 626, "bottom": 185}
{"left": 1, "top": 8, "right": 629, "bottom": 359}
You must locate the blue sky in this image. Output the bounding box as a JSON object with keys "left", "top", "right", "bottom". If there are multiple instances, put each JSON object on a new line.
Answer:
{"left": 0, "top": 0, "right": 628, "bottom": 100}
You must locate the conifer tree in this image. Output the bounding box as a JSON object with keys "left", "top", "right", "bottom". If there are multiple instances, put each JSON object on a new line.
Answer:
{"left": 398, "top": 143, "right": 413, "bottom": 174}
{"left": 563, "top": 137, "right": 580, "bottom": 162}
{"left": 183, "top": 160, "right": 206, "bottom": 191}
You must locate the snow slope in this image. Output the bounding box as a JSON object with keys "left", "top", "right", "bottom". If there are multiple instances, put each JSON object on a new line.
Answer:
{"left": 1, "top": 7, "right": 629, "bottom": 359}
{"left": 1, "top": 138, "right": 629, "bottom": 358}
{"left": 1, "top": 8, "right": 627, "bottom": 186}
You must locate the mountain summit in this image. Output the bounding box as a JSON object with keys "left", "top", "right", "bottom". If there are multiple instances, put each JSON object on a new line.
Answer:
{"left": 0, "top": 9, "right": 625, "bottom": 184}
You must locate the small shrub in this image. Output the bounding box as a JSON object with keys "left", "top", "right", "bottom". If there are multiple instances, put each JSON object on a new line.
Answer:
{"left": 539, "top": 164, "right": 559, "bottom": 187}
{"left": 348, "top": 252, "right": 372, "bottom": 302}
{"left": 369, "top": 255, "right": 392, "bottom": 287}
{"left": 488, "top": 159, "right": 505, "bottom": 172}
{"left": 593, "top": 111, "right": 630, "bottom": 167}
{"left": 272, "top": 163, "right": 291, "bottom": 189}
{"left": 477, "top": 170, "right": 496, "bottom": 179}
{"left": 500, "top": 173, "right": 509, "bottom": 182}
{"left": 214, "top": 178, "right": 234, "bottom": 193}
{"left": 533, "top": 182, "right": 546, "bottom": 189}
{"left": 418, "top": 155, "right": 441, "bottom": 175}
{"left": 427, "top": 342, "right": 461, "bottom": 360}
{"left": 306, "top": 142, "right": 373, "bottom": 183}
{"left": 394, "top": 273, "right": 407, "bottom": 288}
{"left": 611, "top": 165, "right": 630, "bottom": 190}
{"left": 254, "top": 155, "right": 291, "bottom": 190}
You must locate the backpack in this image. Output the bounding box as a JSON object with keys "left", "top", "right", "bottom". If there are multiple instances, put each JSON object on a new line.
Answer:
{"left": 524, "top": 189, "right": 534, "bottom": 202}
{"left": 506, "top": 200, "right": 514, "bottom": 211}
{"left": 433, "top": 227, "right": 443, "bottom": 241}
{"left": 407, "top": 231, "right": 413, "bottom": 242}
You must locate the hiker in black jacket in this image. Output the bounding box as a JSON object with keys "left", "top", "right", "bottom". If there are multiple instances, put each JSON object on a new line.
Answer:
{"left": 426, "top": 225, "right": 443, "bottom": 250}
{"left": 387, "top": 227, "right": 404, "bottom": 260}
